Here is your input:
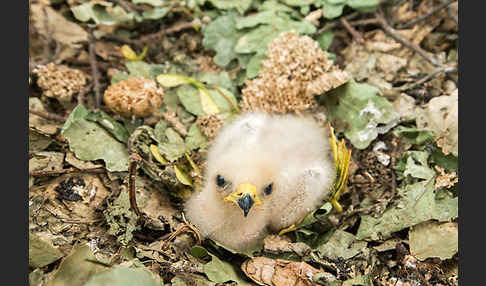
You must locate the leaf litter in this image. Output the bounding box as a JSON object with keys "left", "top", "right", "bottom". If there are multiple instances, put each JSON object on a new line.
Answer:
{"left": 29, "top": 0, "right": 459, "bottom": 285}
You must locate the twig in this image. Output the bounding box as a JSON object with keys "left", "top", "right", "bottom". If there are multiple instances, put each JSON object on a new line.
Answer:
{"left": 29, "top": 167, "right": 106, "bottom": 177}
{"left": 340, "top": 17, "right": 364, "bottom": 44}
{"left": 161, "top": 213, "right": 202, "bottom": 249}
{"left": 88, "top": 30, "right": 102, "bottom": 110}
{"left": 316, "top": 11, "right": 360, "bottom": 34}
{"left": 138, "top": 18, "right": 201, "bottom": 43}
{"left": 396, "top": 0, "right": 455, "bottom": 29}
{"left": 29, "top": 109, "right": 66, "bottom": 122}
{"left": 128, "top": 154, "right": 143, "bottom": 218}
{"left": 347, "top": 18, "right": 380, "bottom": 27}
{"left": 396, "top": 65, "right": 456, "bottom": 91}
{"left": 77, "top": 83, "right": 93, "bottom": 107}
{"left": 375, "top": 10, "right": 439, "bottom": 66}
{"left": 42, "top": 6, "right": 53, "bottom": 62}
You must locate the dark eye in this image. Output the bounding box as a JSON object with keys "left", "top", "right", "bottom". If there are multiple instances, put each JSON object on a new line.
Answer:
{"left": 264, "top": 183, "right": 273, "bottom": 195}
{"left": 216, "top": 174, "right": 226, "bottom": 187}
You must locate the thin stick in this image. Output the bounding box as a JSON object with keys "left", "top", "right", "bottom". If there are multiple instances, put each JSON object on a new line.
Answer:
{"left": 88, "top": 30, "right": 102, "bottom": 110}
{"left": 316, "top": 12, "right": 360, "bottom": 34}
{"left": 128, "top": 154, "right": 143, "bottom": 217}
{"left": 29, "top": 167, "right": 106, "bottom": 177}
{"left": 396, "top": 65, "right": 456, "bottom": 91}
{"left": 375, "top": 11, "right": 439, "bottom": 66}
{"left": 340, "top": 17, "right": 364, "bottom": 44}
{"left": 396, "top": 0, "right": 455, "bottom": 29}
{"left": 29, "top": 109, "right": 66, "bottom": 122}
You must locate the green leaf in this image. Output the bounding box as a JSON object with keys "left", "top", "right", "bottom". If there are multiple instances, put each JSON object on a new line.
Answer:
{"left": 71, "top": 2, "right": 135, "bottom": 25}
{"left": 322, "top": 80, "right": 399, "bottom": 149}
{"left": 356, "top": 178, "right": 458, "bottom": 240}
{"left": 61, "top": 105, "right": 129, "bottom": 172}
{"left": 47, "top": 244, "right": 106, "bottom": 286}
{"left": 342, "top": 274, "right": 374, "bottom": 286}
{"left": 204, "top": 254, "right": 252, "bottom": 285}
{"left": 199, "top": 88, "right": 220, "bottom": 115}
{"left": 204, "top": 0, "right": 253, "bottom": 14}
{"left": 158, "top": 128, "right": 188, "bottom": 162}
{"left": 281, "top": 0, "right": 316, "bottom": 6}
{"left": 392, "top": 125, "right": 435, "bottom": 145}
{"left": 125, "top": 61, "right": 153, "bottom": 78}
{"left": 321, "top": 3, "right": 345, "bottom": 19}
{"left": 235, "top": 10, "right": 275, "bottom": 29}
{"left": 83, "top": 266, "right": 163, "bottom": 286}
{"left": 315, "top": 230, "right": 367, "bottom": 260}
{"left": 430, "top": 146, "right": 458, "bottom": 171}
{"left": 347, "top": 0, "right": 381, "bottom": 11}
{"left": 132, "top": 0, "right": 165, "bottom": 6}
{"left": 29, "top": 233, "right": 64, "bottom": 268}
{"left": 157, "top": 74, "right": 195, "bottom": 87}
{"left": 246, "top": 54, "right": 266, "bottom": 79}
{"left": 202, "top": 14, "right": 243, "bottom": 67}
{"left": 185, "top": 123, "right": 208, "bottom": 150}
{"left": 317, "top": 30, "right": 334, "bottom": 51}
{"left": 142, "top": 7, "right": 171, "bottom": 19}
{"left": 85, "top": 110, "right": 130, "bottom": 143}
{"left": 395, "top": 151, "right": 435, "bottom": 180}
{"left": 409, "top": 221, "right": 458, "bottom": 261}
{"left": 190, "top": 245, "right": 209, "bottom": 259}
{"left": 234, "top": 17, "right": 316, "bottom": 54}
{"left": 174, "top": 164, "right": 193, "bottom": 186}
{"left": 177, "top": 85, "right": 205, "bottom": 116}
{"left": 197, "top": 71, "right": 234, "bottom": 93}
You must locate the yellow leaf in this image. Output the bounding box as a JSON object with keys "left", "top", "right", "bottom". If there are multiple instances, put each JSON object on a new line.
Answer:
{"left": 156, "top": 74, "right": 194, "bottom": 88}
{"left": 121, "top": 45, "right": 148, "bottom": 61}
{"left": 150, "top": 144, "right": 168, "bottom": 165}
{"left": 185, "top": 152, "right": 201, "bottom": 175}
{"left": 328, "top": 125, "right": 352, "bottom": 213}
{"left": 198, "top": 87, "right": 219, "bottom": 115}
{"left": 174, "top": 165, "right": 193, "bottom": 186}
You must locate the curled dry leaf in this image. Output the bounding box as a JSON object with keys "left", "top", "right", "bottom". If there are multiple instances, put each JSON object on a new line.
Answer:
{"left": 263, "top": 235, "right": 311, "bottom": 257}
{"left": 416, "top": 89, "right": 458, "bottom": 156}
{"left": 241, "top": 257, "right": 323, "bottom": 286}
{"left": 30, "top": 4, "right": 88, "bottom": 49}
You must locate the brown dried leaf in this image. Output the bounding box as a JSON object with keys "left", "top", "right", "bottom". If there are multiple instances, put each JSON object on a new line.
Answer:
{"left": 241, "top": 257, "right": 322, "bottom": 286}
{"left": 263, "top": 235, "right": 311, "bottom": 257}
{"left": 30, "top": 4, "right": 88, "bottom": 48}
{"left": 29, "top": 97, "right": 62, "bottom": 135}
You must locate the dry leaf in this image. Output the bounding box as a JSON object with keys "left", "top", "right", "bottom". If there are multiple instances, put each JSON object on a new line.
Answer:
{"left": 30, "top": 4, "right": 88, "bottom": 48}
{"left": 263, "top": 235, "right": 311, "bottom": 257}
{"left": 241, "top": 257, "right": 322, "bottom": 286}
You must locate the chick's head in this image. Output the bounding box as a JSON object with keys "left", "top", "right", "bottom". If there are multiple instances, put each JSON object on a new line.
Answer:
{"left": 184, "top": 112, "right": 336, "bottom": 251}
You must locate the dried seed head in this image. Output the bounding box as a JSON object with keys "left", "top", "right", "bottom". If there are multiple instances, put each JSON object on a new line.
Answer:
{"left": 34, "top": 63, "right": 87, "bottom": 102}
{"left": 103, "top": 77, "right": 164, "bottom": 118}
{"left": 196, "top": 114, "right": 224, "bottom": 139}
{"left": 241, "top": 31, "right": 349, "bottom": 114}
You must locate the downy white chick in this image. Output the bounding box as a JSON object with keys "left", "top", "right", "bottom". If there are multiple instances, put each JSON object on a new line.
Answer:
{"left": 184, "top": 112, "right": 336, "bottom": 252}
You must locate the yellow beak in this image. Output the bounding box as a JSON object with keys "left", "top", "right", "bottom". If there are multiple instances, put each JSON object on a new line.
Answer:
{"left": 223, "top": 183, "right": 262, "bottom": 217}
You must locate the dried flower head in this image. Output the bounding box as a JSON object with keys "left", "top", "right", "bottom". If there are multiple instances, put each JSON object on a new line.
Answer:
{"left": 104, "top": 77, "right": 164, "bottom": 118}
{"left": 196, "top": 114, "right": 224, "bottom": 139}
{"left": 241, "top": 31, "right": 349, "bottom": 114}
{"left": 434, "top": 166, "right": 458, "bottom": 190}
{"left": 34, "top": 63, "right": 87, "bottom": 102}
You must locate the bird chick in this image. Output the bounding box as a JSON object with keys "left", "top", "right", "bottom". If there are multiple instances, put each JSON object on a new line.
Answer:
{"left": 184, "top": 112, "right": 336, "bottom": 252}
